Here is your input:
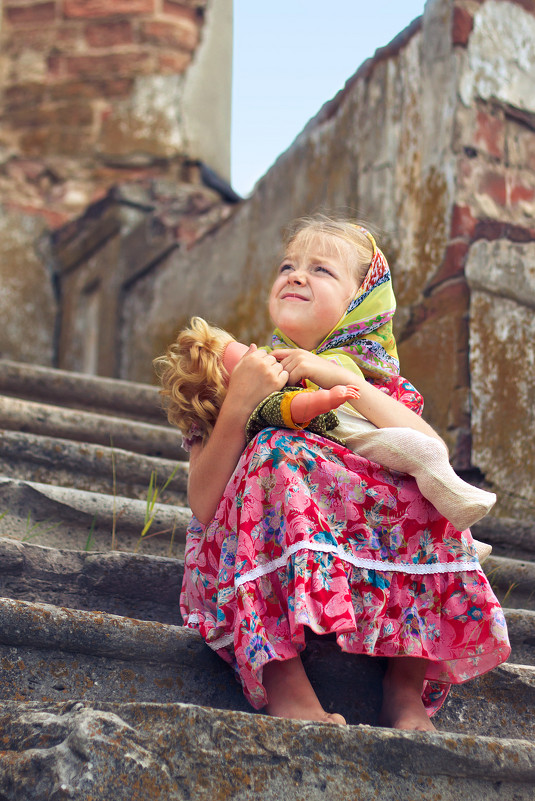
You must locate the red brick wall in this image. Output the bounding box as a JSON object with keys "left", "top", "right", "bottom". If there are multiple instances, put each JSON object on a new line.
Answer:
{"left": 0, "top": 0, "right": 207, "bottom": 158}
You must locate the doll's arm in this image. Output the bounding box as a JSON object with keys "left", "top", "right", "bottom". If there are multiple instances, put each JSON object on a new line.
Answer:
{"left": 290, "top": 386, "right": 360, "bottom": 425}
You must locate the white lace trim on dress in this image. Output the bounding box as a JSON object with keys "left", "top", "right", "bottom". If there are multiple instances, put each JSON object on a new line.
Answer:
{"left": 234, "top": 540, "right": 482, "bottom": 588}
{"left": 202, "top": 540, "right": 482, "bottom": 651}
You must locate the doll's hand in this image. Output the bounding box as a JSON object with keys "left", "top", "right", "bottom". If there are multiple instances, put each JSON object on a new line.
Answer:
{"left": 272, "top": 348, "right": 360, "bottom": 389}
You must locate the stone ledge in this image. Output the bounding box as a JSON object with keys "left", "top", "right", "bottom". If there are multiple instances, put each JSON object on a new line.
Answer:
{"left": 0, "top": 596, "right": 533, "bottom": 739}
{"left": 0, "top": 359, "right": 165, "bottom": 425}
{"left": 0, "top": 700, "right": 534, "bottom": 801}
{"left": 0, "top": 395, "right": 182, "bottom": 459}
{"left": 0, "top": 538, "right": 534, "bottom": 658}
{"left": 472, "top": 515, "right": 535, "bottom": 560}
{"left": 481, "top": 552, "right": 535, "bottom": 609}
{"left": 0, "top": 535, "right": 185, "bottom": 623}
{"left": 0, "top": 431, "right": 187, "bottom": 502}
{"left": 0, "top": 482, "right": 188, "bottom": 560}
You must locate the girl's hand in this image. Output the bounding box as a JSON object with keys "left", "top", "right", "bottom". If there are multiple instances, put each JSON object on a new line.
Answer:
{"left": 188, "top": 345, "right": 288, "bottom": 525}
{"left": 271, "top": 348, "right": 358, "bottom": 389}
{"left": 226, "top": 344, "right": 289, "bottom": 420}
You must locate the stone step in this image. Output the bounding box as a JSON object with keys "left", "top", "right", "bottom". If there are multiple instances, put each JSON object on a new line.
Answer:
{"left": 0, "top": 699, "right": 534, "bottom": 801}
{"left": 0, "top": 479, "right": 189, "bottom": 561}
{"left": 0, "top": 358, "right": 165, "bottom": 426}
{"left": 0, "top": 536, "right": 185, "bottom": 624}
{"left": 0, "top": 596, "right": 533, "bottom": 744}
{"left": 0, "top": 395, "right": 184, "bottom": 460}
{"left": 483, "top": 553, "right": 535, "bottom": 610}
{"left": 0, "top": 538, "right": 533, "bottom": 666}
{"left": 0, "top": 430, "right": 188, "bottom": 503}
{"left": 472, "top": 514, "right": 535, "bottom": 561}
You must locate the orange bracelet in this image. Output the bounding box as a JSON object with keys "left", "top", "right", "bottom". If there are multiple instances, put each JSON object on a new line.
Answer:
{"left": 279, "top": 389, "right": 314, "bottom": 429}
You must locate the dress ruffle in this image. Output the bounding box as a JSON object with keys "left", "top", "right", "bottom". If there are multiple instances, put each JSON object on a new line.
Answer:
{"left": 181, "top": 428, "right": 510, "bottom": 715}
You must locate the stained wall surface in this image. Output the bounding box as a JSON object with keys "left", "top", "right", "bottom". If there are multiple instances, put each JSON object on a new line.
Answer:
{"left": 0, "top": 0, "right": 232, "bottom": 367}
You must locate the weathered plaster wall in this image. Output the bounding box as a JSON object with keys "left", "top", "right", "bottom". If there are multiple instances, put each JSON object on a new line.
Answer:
{"left": 0, "top": 208, "right": 57, "bottom": 366}
{"left": 0, "top": 0, "right": 232, "bottom": 366}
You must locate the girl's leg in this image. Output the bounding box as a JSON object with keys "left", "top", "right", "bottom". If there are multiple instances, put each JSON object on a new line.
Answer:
{"left": 379, "top": 656, "right": 436, "bottom": 732}
{"left": 263, "top": 655, "right": 346, "bottom": 725}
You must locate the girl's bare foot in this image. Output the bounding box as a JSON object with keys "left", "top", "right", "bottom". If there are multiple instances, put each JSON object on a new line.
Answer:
{"left": 379, "top": 657, "right": 436, "bottom": 732}
{"left": 263, "top": 655, "right": 346, "bottom": 725}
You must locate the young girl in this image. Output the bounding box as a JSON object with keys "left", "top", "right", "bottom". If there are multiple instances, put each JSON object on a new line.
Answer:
{"left": 157, "top": 316, "right": 495, "bottom": 544}
{"left": 158, "top": 217, "right": 510, "bottom": 730}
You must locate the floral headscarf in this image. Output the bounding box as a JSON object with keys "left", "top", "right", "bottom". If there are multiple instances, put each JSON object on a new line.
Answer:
{"left": 269, "top": 229, "right": 400, "bottom": 388}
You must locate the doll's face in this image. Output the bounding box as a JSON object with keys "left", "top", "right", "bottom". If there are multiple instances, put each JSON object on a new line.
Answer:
{"left": 222, "top": 340, "right": 249, "bottom": 377}
{"left": 268, "top": 231, "right": 359, "bottom": 350}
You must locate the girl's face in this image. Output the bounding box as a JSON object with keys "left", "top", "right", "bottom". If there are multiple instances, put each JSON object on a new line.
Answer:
{"left": 268, "top": 232, "right": 360, "bottom": 350}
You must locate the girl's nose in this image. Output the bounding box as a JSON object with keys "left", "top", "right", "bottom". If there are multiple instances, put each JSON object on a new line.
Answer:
{"left": 288, "top": 270, "right": 306, "bottom": 285}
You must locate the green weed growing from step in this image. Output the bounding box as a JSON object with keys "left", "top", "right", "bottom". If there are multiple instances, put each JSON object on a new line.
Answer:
{"left": 135, "top": 464, "right": 180, "bottom": 553}
{"left": 84, "top": 514, "right": 98, "bottom": 551}
{"left": 21, "top": 511, "right": 58, "bottom": 542}
{"left": 111, "top": 437, "right": 118, "bottom": 551}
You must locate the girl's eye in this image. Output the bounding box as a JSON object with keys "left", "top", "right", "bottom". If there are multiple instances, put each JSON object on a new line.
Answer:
{"left": 280, "top": 263, "right": 292, "bottom": 273}
{"left": 315, "top": 265, "right": 332, "bottom": 275}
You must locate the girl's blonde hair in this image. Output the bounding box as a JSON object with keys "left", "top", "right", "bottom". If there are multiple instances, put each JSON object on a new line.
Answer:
{"left": 283, "top": 215, "right": 375, "bottom": 289}
{"left": 153, "top": 317, "right": 234, "bottom": 443}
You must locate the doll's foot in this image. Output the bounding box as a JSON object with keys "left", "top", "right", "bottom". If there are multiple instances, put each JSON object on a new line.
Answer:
{"left": 378, "top": 657, "right": 436, "bottom": 732}
{"left": 330, "top": 385, "right": 360, "bottom": 407}
{"left": 263, "top": 655, "right": 346, "bottom": 725}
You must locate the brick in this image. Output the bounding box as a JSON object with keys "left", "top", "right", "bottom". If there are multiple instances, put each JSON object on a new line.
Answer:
{"left": 19, "top": 126, "right": 93, "bottom": 157}
{"left": 3, "top": 84, "right": 45, "bottom": 112}
{"left": 506, "top": 120, "right": 535, "bottom": 170}
{"left": 428, "top": 241, "right": 469, "bottom": 290}
{"left": 157, "top": 51, "right": 191, "bottom": 74}
{"left": 0, "top": 25, "right": 57, "bottom": 53}
{"left": 473, "top": 220, "right": 535, "bottom": 242}
{"left": 8, "top": 103, "right": 93, "bottom": 130}
{"left": 2, "top": 201, "right": 70, "bottom": 229}
{"left": 140, "top": 19, "right": 199, "bottom": 52}
{"left": 62, "top": 52, "right": 153, "bottom": 79}
{"left": 450, "top": 204, "right": 477, "bottom": 240}
{"left": 47, "top": 78, "right": 133, "bottom": 101}
{"left": 85, "top": 20, "right": 134, "bottom": 48}
{"left": 5, "top": 2, "right": 56, "bottom": 26}
{"left": 510, "top": 179, "right": 535, "bottom": 206}
{"left": 474, "top": 109, "right": 505, "bottom": 160}
{"left": 478, "top": 170, "right": 507, "bottom": 207}
{"left": 451, "top": 6, "right": 473, "bottom": 46}
{"left": 63, "top": 0, "right": 154, "bottom": 19}
{"left": 163, "top": 1, "right": 205, "bottom": 22}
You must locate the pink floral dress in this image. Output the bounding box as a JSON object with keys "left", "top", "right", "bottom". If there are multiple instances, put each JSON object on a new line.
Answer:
{"left": 180, "top": 382, "right": 510, "bottom": 716}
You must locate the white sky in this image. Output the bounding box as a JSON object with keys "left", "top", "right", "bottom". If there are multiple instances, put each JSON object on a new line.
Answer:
{"left": 231, "top": 0, "right": 427, "bottom": 196}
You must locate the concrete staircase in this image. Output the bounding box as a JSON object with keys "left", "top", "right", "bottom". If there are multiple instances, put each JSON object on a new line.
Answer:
{"left": 0, "top": 358, "right": 534, "bottom": 800}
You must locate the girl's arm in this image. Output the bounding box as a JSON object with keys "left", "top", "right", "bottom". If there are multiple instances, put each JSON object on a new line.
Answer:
{"left": 272, "top": 348, "right": 444, "bottom": 444}
{"left": 290, "top": 386, "right": 360, "bottom": 425}
{"left": 188, "top": 346, "right": 289, "bottom": 524}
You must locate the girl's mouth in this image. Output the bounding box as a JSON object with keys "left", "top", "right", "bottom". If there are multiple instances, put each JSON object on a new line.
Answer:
{"left": 281, "top": 293, "right": 308, "bottom": 301}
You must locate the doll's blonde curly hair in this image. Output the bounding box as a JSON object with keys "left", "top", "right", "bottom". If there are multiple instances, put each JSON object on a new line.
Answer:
{"left": 153, "top": 317, "right": 234, "bottom": 444}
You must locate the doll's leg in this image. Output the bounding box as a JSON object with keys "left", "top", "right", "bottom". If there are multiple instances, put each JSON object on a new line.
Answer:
{"left": 263, "top": 655, "right": 346, "bottom": 725}
{"left": 346, "top": 427, "right": 496, "bottom": 534}
{"left": 290, "top": 386, "right": 359, "bottom": 425}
